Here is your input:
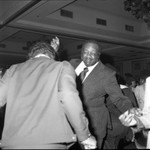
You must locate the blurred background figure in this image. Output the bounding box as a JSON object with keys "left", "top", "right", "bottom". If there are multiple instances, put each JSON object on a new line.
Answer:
{"left": 124, "top": 73, "right": 138, "bottom": 92}
{"left": 133, "top": 70, "right": 150, "bottom": 110}
{"left": 105, "top": 74, "right": 138, "bottom": 149}
{"left": 119, "top": 75, "right": 150, "bottom": 149}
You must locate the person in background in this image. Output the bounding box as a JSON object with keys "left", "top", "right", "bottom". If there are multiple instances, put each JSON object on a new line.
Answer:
{"left": 75, "top": 40, "right": 133, "bottom": 149}
{"left": 133, "top": 70, "right": 150, "bottom": 110}
{"left": 119, "top": 76, "right": 150, "bottom": 149}
{"left": 124, "top": 73, "right": 137, "bottom": 92}
{"left": 0, "top": 37, "right": 96, "bottom": 149}
{"left": 117, "top": 74, "right": 138, "bottom": 108}
{"left": 104, "top": 74, "right": 138, "bottom": 149}
{"left": 0, "top": 68, "right": 6, "bottom": 140}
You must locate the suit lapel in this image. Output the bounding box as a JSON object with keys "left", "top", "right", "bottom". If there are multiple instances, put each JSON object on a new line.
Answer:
{"left": 83, "top": 61, "right": 104, "bottom": 84}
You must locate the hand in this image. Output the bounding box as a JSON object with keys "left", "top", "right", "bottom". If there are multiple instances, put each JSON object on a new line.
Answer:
{"left": 50, "top": 36, "right": 60, "bottom": 52}
{"left": 129, "top": 108, "right": 143, "bottom": 117}
{"left": 81, "top": 135, "right": 97, "bottom": 149}
{"left": 119, "top": 110, "right": 137, "bottom": 127}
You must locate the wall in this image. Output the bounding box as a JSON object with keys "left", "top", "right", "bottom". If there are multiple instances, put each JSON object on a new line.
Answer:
{"left": 116, "top": 58, "right": 150, "bottom": 82}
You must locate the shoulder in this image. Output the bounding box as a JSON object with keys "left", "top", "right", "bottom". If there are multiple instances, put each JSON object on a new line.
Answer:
{"left": 7, "top": 63, "right": 20, "bottom": 73}
{"left": 134, "top": 85, "right": 142, "bottom": 91}
{"left": 62, "top": 61, "right": 74, "bottom": 68}
{"left": 102, "top": 64, "right": 116, "bottom": 76}
{"left": 69, "top": 58, "right": 81, "bottom": 69}
{"left": 97, "top": 62, "right": 115, "bottom": 73}
{"left": 61, "top": 61, "right": 76, "bottom": 73}
{"left": 2, "top": 63, "right": 22, "bottom": 79}
{"left": 134, "top": 85, "right": 145, "bottom": 93}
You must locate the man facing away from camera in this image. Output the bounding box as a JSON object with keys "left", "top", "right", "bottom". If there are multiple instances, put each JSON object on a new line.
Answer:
{"left": 0, "top": 37, "right": 96, "bottom": 149}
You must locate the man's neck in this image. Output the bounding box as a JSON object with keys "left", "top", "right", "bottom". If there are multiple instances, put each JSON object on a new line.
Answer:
{"left": 84, "top": 61, "right": 99, "bottom": 68}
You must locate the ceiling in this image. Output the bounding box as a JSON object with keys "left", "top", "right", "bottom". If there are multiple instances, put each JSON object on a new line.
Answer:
{"left": 1, "top": 0, "right": 150, "bottom": 67}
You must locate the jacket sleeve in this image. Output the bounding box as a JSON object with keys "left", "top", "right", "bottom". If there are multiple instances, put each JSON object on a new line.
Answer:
{"left": 58, "top": 61, "right": 90, "bottom": 142}
{"left": 104, "top": 70, "right": 133, "bottom": 114}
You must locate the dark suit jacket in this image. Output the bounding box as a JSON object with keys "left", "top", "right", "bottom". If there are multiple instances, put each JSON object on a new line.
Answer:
{"left": 76, "top": 61, "right": 132, "bottom": 139}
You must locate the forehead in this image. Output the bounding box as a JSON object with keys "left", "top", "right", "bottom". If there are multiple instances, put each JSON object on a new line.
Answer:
{"left": 83, "top": 43, "right": 99, "bottom": 52}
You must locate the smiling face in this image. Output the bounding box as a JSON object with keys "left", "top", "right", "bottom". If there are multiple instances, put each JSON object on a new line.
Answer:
{"left": 81, "top": 42, "right": 100, "bottom": 67}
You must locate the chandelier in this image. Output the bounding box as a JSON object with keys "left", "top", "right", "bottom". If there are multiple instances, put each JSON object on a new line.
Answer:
{"left": 124, "top": 0, "right": 150, "bottom": 25}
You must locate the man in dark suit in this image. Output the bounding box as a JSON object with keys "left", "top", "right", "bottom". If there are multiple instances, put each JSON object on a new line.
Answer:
{"left": 0, "top": 38, "right": 96, "bottom": 149}
{"left": 75, "top": 40, "right": 133, "bottom": 149}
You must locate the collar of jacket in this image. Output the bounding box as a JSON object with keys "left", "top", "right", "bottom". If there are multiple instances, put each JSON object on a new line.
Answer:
{"left": 34, "top": 54, "right": 50, "bottom": 59}
{"left": 120, "top": 84, "right": 128, "bottom": 89}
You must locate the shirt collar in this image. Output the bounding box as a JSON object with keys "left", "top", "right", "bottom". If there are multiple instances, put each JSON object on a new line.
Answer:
{"left": 120, "top": 84, "right": 128, "bottom": 89}
{"left": 75, "top": 61, "right": 99, "bottom": 76}
{"left": 88, "top": 61, "right": 99, "bottom": 72}
{"left": 34, "top": 54, "right": 50, "bottom": 59}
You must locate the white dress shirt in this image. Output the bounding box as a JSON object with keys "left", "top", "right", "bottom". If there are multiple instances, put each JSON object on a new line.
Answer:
{"left": 75, "top": 61, "right": 99, "bottom": 82}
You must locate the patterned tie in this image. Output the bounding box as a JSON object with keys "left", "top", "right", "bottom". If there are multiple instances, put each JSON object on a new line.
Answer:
{"left": 80, "top": 67, "right": 89, "bottom": 82}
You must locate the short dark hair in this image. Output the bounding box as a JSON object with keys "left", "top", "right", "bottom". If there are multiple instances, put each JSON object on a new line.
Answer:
{"left": 82, "top": 40, "right": 102, "bottom": 54}
{"left": 28, "top": 40, "right": 56, "bottom": 59}
{"left": 116, "top": 74, "right": 126, "bottom": 85}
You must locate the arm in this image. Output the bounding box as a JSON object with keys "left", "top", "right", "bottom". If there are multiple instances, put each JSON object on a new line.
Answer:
{"left": 50, "top": 36, "right": 60, "bottom": 52}
{"left": 119, "top": 109, "right": 144, "bottom": 130}
{"left": 104, "top": 71, "right": 133, "bottom": 114}
{"left": 58, "top": 61, "right": 96, "bottom": 148}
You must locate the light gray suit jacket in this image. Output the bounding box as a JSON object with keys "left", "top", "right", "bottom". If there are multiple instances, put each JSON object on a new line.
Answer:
{"left": 0, "top": 57, "right": 90, "bottom": 148}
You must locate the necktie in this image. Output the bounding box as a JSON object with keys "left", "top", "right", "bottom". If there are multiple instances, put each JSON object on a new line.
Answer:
{"left": 80, "top": 67, "right": 89, "bottom": 82}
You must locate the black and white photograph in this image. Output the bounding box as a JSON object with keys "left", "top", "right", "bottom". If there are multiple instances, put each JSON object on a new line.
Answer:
{"left": 0, "top": 0, "right": 150, "bottom": 149}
